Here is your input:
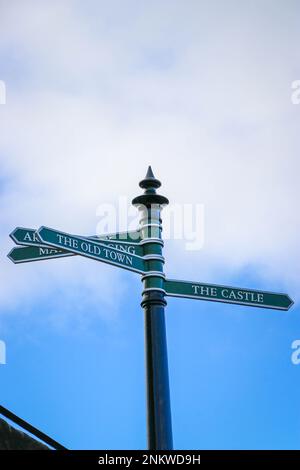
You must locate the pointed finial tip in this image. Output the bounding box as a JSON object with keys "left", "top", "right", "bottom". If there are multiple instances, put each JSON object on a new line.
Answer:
{"left": 132, "top": 166, "right": 169, "bottom": 205}
{"left": 138, "top": 165, "right": 161, "bottom": 189}
{"left": 145, "top": 165, "right": 155, "bottom": 179}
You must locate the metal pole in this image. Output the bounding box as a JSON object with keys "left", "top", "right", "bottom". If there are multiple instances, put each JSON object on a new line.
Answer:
{"left": 132, "top": 167, "right": 173, "bottom": 450}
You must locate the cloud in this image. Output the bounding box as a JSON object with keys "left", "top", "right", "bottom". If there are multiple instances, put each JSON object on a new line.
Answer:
{"left": 0, "top": 0, "right": 299, "bottom": 321}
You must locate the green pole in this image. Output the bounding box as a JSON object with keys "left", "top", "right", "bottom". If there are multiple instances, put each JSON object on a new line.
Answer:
{"left": 132, "top": 167, "right": 173, "bottom": 450}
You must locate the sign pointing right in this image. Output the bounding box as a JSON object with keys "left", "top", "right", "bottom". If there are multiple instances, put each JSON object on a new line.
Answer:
{"left": 164, "top": 279, "right": 294, "bottom": 311}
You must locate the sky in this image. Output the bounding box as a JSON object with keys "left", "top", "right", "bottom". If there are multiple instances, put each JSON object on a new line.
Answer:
{"left": 0, "top": 0, "right": 300, "bottom": 449}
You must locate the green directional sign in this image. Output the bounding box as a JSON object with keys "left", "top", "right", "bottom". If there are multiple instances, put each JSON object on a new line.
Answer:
{"left": 10, "top": 227, "right": 143, "bottom": 255}
{"left": 10, "top": 227, "right": 141, "bottom": 246}
{"left": 8, "top": 246, "right": 69, "bottom": 264}
{"left": 37, "top": 226, "right": 145, "bottom": 274}
{"left": 100, "top": 229, "right": 141, "bottom": 244}
{"left": 8, "top": 240, "right": 143, "bottom": 263}
{"left": 164, "top": 279, "right": 294, "bottom": 310}
{"left": 10, "top": 228, "right": 44, "bottom": 246}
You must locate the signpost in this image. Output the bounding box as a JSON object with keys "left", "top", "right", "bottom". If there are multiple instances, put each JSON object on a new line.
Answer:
{"left": 164, "top": 279, "right": 293, "bottom": 311}
{"left": 7, "top": 167, "right": 294, "bottom": 450}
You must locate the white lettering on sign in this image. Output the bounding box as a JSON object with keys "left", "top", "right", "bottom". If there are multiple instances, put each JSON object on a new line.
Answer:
{"left": 57, "top": 234, "right": 78, "bottom": 249}
{"left": 80, "top": 241, "right": 101, "bottom": 255}
{"left": 221, "top": 289, "right": 264, "bottom": 303}
{"left": 191, "top": 284, "right": 264, "bottom": 303}
{"left": 53, "top": 233, "right": 135, "bottom": 267}
{"left": 103, "top": 248, "right": 133, "bottom": 266}
{"left": 39, "top": 247, "right": 62, "bottom": 255}
{"left": 24, "top": 231, "right": 40, "bottom": 243}
{"left": 107, "top": 243, "right": 136, "bottom": 255}
{"left": 192, "top": 285, "right": 217, "bottom": 297}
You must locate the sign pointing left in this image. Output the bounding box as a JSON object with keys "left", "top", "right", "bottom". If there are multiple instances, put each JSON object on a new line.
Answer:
{"left": 8, "top": 246, "right": 68, "bottom": 264}
{"left": 10, "top": 227, "right": 44, "bottom": 246}
{"left": 37, "top": 226, "right": 145, "bottom": 274}
{"left": 10, "top": 227, "right": 142, "bottom": 247}
{"left": 10, "top": 227, "right": 144, "bottom": 257}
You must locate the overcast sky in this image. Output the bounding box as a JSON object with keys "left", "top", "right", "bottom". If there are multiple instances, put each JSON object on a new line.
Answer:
{"left": 0, "top": 0, "right": 300, "bottom": 450}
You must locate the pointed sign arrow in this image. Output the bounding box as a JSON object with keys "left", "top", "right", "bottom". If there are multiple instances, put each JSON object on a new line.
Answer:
{"left": 164, "top": 279, "right": 294, "bottom": 310}
{"left": 9, "top": 227, "right": 144, "bottom": 261}
{"left": 8, "top": 245, "right": 68, "bottom": 264}
{"left": 8, "top": 241, "right": 145, "bottom": 263}
{"left": 10, "top": 227, "right": 142, "bottom": 246}
{"left": 37, "top": 226, "right": 145, "bottom": 274}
